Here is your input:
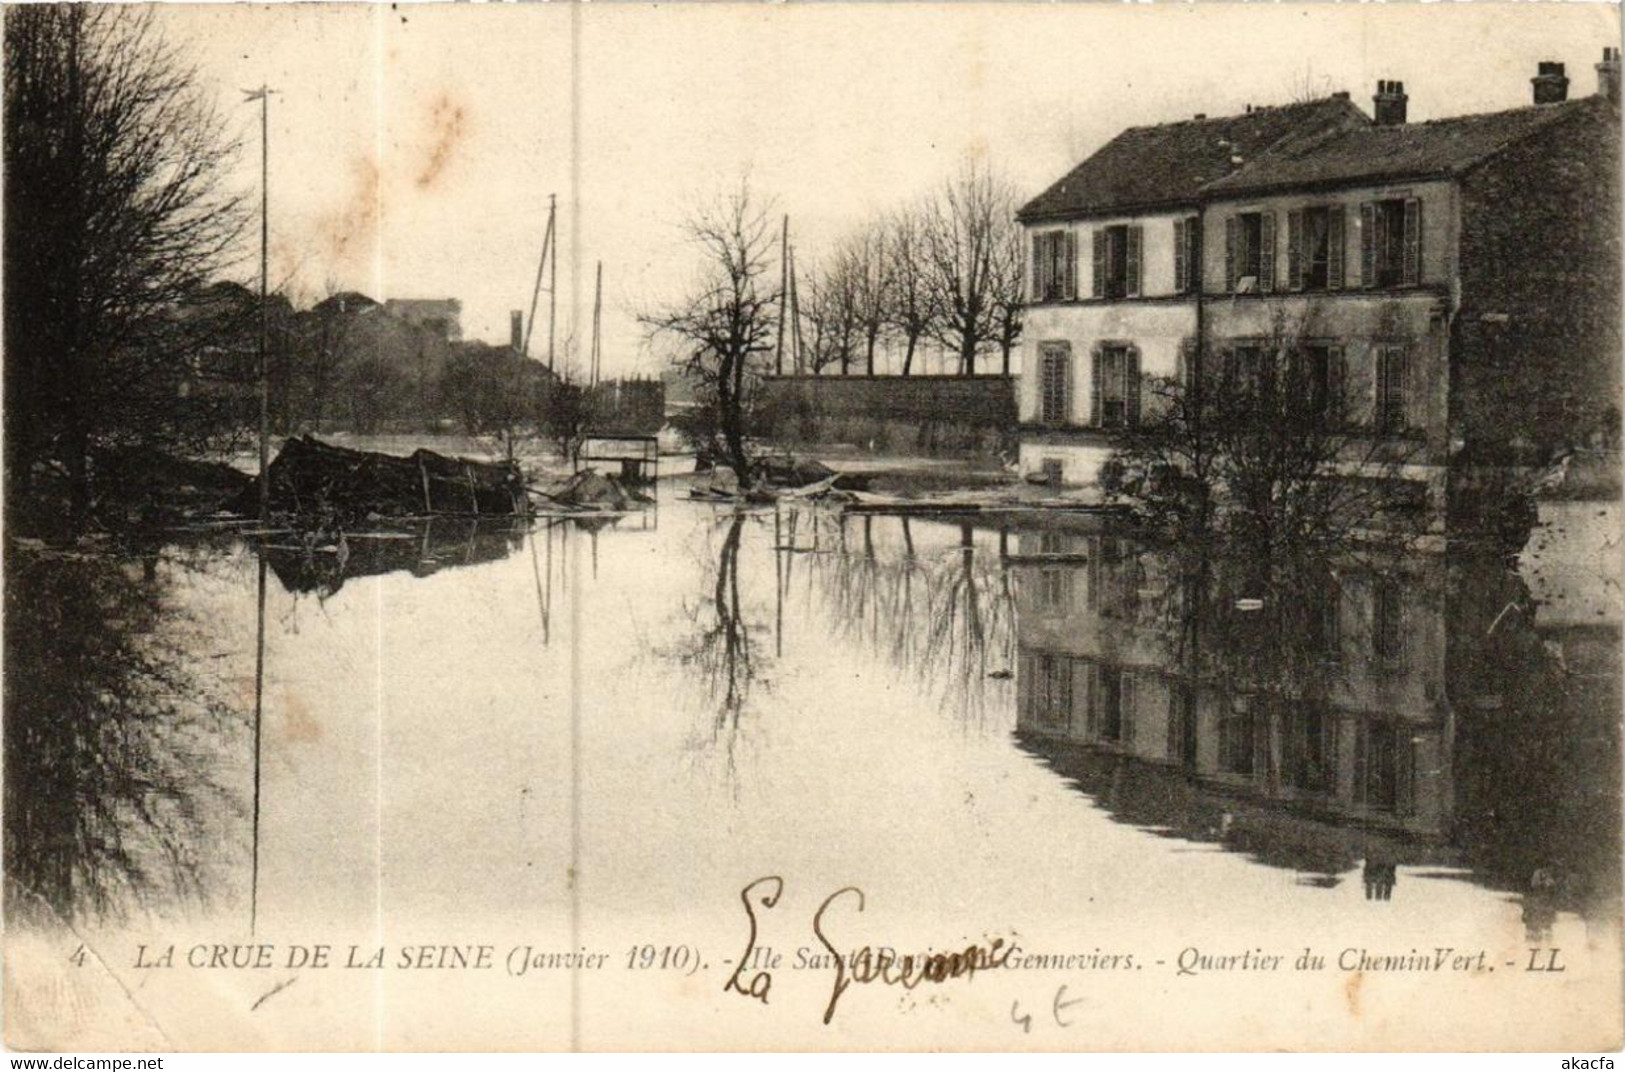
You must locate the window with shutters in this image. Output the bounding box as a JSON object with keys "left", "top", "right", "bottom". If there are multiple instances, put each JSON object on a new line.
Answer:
{"left": 1374, "top": 345, "right": 1409, "bottom": 434}
{"left": 1037, "top": 566, "right": 1073, "bottom": 611}
{"left": 1173, "top": 216, "right": 1200, "bottom": 294}
{"left": 1092, "top": 344, "right": 1140, "bottom": 428}
{"left": 1354, "top": 719, "right": 1413, "bottom": 814}
{"left": 1091, "top": 666, "right": 1134, "bottom": 743}
{"left": 1283, "top": 703, "right": 1336, "bottom": 795}
{"left": 1304, "top": 568, "right": 1343, "bottom": 659}
{"left": 1087, "top": 535, "right": 1141, "bottom": 621}
{"left": 1364, "top": 198, "right": 1421, "bottom": 288}
{"left": 1038, "top": 530, "right": 1069, "bottom": 556}
{"left": 1033, "top": 653, "right": 1073, "bottom": 731}
{"left": 1092, "top": 225, "right": 1142, "bottom": 299}
{"left": 1289, "top": 205, "right": 1342, "bottom": 291}
{"left": 1218, "top": 694, "right": 1256, "bottom": 776}
{"left": 1031, "top": 229, "right": 1077, "bottom": 302}
{"left": 1301, "top": 344, "right": 1345, "bottom": 428}
{"left": 1167, "top": 680, "right": 1196, "bottom": 765}
{"left": 1224, "top": 344, "right": 1266, "bottom": 405}
{"left": 1229, "top": 212, "right": 1268, "bottom": 291}
{"left": 1372, "top": 577, "right": 1404, "bottom": 664}
{"left": 1039, "top": 344, "right": 1071, "bottom": 425}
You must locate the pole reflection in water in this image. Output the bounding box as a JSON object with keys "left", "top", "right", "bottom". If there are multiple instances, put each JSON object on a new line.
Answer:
{"left": 251, "top": 554, "right": 266, "bottom": 934}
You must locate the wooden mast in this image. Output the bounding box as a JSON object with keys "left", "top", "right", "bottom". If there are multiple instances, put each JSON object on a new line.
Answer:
{"left": 523, "top": 197, "right": 556, "bottom": 361}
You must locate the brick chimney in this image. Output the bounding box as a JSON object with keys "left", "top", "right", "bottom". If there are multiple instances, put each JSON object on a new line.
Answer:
{"left": 1532, "top": 61, "right": 1569, "bottom": 105}
{"left": 1598, "top": 47, "right": 1621, "bottom": 104}
{"left": 510, "top": 310, "right": 524, "bottom": 353}
{"left": 1373, "top": 80, "right": 1408, "bottom": 126}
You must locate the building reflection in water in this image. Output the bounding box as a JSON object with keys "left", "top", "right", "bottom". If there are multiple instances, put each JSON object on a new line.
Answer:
{"left": 1003, "top": 516, "right": 1620, "bottom": 935}
{"left": 761, "top": 500, "right": 1617, "bottom": 934}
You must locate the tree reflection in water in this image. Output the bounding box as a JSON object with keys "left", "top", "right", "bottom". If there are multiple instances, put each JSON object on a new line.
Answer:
{"left": 789, "top": 508, "right": 1017, "bottom": 729}
{"left": 672, "top": 512, "right": 761, "bottom": 740}
{"left": 4, "top": 545, "right": 247, "bottom": 928}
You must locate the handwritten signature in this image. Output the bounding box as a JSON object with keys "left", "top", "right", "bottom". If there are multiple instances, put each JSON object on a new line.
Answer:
{"left": 723, "top": 875, "right": 1014, "bottom": 1024}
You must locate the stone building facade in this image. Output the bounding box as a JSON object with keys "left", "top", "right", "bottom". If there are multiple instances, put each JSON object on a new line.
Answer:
{"left": 1017, "top": 53, "right": 1623, "bottom": 518}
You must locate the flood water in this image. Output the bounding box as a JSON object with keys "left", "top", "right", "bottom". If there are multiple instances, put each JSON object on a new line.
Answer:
{"left": 5, "top": 486, "right": 1621, "bottom": 1045}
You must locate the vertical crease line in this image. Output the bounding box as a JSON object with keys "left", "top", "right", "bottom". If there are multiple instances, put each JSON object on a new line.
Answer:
{"left": 568, "top": 1, "right": 584, "bottom": 1053}
{"left": 372, "top": 3, "right": 387, "bottom": 1054}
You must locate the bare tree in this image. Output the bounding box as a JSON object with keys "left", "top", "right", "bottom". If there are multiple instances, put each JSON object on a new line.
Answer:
{"left": 539, "top": 336, "right": 592, "bottom": 462}
{"left": 4, "top": 5, "right": 246, "bottom": 530}
{"left": 920, "top": 160, "right": 1020, "bottom": 376}
{"left": 641, "top": 180, "right": 779, "bottom": 486}
{"left": 1103, "top": 307, "right": 1426, "bottom": 554}
{"left": 842, "top": 227, "right": 891, "bottom": 376}
{"left": 882, "top": 203, "right": 936, "bottom": 376}
{"left": 800, "top": 251, "right": 859, "bottom": 377}
{"left": 988, "top": 212, "right": 1026, "bottom": 375}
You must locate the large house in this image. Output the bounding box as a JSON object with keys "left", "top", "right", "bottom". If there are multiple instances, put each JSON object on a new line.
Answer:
{"left": 1016, "top": 96, "right": 1366, "bottom": 487}
{"left": 1017, "top": 51, "right": 1623, "bottom": 519}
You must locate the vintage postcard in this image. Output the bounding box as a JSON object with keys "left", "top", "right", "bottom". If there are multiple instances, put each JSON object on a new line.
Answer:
{"left": 3, "top": 0, "right": 1622, "bottom": 1053}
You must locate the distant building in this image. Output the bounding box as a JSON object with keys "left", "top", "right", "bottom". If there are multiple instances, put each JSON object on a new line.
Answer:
{"left": 312, "top": 291, "right": 380, "bottom": 317}
{"left": 384, "top": 297, "right": 463, "bottom": 343}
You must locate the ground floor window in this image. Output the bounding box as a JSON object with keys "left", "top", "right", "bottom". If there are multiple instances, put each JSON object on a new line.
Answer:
{"left": 1040, "top": 345, "right": 1071, "bottom": 425}
{"left": 1033, "top": 653, "right": 1073, "bottom": 730}
{"left": 1375, "top": 345, "right": 1410, "bottom": 434}
{"left": 1092, "top": 345, "right": 1140, "bottom": 428}
{"left": 1355, "top": 719, "right": 1415, "bottom": 814}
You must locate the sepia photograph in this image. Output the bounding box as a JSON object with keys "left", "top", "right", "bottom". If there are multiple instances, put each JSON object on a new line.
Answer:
{"left": 2, "top": 0, "right": 1621, "bottom": 1054}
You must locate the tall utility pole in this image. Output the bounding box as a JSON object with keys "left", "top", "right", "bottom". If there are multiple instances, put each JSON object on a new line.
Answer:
{"left": 788, "top": 245, "right": 804, "bottom": 373}
{"left": 244, "top": 85, "right": 276, "bottom": 520}
{"left": 775, "top": 215, "right": 789, "bottom": 375}
{"left": 590, "top": 260, "right": 603, "bottom": 387}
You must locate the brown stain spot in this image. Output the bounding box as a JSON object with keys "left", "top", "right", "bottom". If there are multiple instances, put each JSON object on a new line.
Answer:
{"left": 415, "top": 93, "right": 468, "bottom": 191}
{"left": 280, "top": 689, "right": 322, "bottom": 744}
{"left": 319, "top": 155, "right": 381, "bottom": 275}
{"left": 1343, "top": 969, "right": 1364, "bottom": 1018}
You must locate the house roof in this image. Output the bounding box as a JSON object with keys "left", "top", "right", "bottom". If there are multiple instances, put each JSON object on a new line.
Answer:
{"left": 1204, "top": 95, "right": 1613, "bottom": 197}
{"left": 1017, "top": 96, "right": 1370, "bottom": 222}
{"left": 312, "top": 291, "right": 380, "bottom": 315}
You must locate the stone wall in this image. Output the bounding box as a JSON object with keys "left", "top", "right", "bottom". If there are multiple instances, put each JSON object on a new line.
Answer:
{"left": 758, "top": 374, "right": 1017, "bottom": 456}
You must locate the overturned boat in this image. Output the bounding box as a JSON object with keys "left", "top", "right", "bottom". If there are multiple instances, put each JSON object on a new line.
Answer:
{"left": 225, "top": 435, "right": 529, "bottom": 520}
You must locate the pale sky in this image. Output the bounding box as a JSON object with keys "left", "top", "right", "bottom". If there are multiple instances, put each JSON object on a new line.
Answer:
{"left": 163, "top": 2, "right": 1621, "bottom": 378}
